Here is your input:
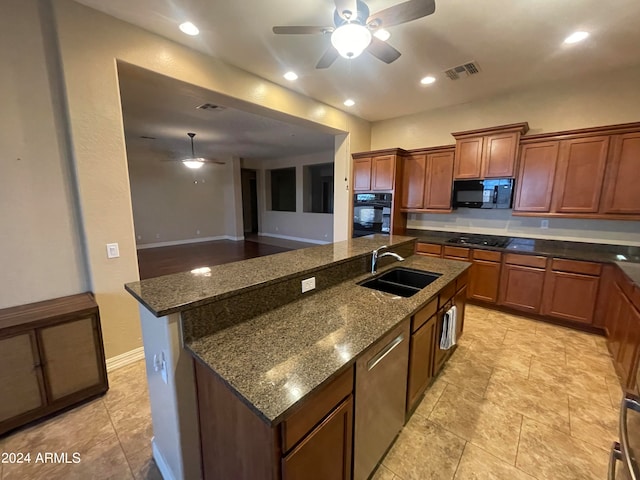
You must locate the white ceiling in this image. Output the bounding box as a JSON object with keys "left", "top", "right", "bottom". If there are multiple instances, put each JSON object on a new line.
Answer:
{"left": 77, "top": 0, "right": 640, "bottom": 122}
{"left": 118, "top": 64, "right": 336, "bottom": 161}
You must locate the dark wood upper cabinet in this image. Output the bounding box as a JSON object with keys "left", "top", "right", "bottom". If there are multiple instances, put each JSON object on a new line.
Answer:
{"left": 552, "top": 136, "right": 609, "bottom": 213}
{"left": 482, "top": 133, "right": 521, "bottom": 178}
{"left": 400, "top": 154, "right": 427, "bottom": 209}
{"left": 452, "top": 123, "right": 529, "bottom": 180}
{"left": 353, "top": 158, "right": 372, "bottom": 191}
{"left": 513, "top": 141, "right": 560, "bottom": 212}
{"left": 454, "top": 137, "right": 484, "bottom": 179}
{"left": 425, "top": 151, "right": 455, "bottom": 209}
{"left": 371, "top": 155, "right": 395, "bottom": 191}
{"left": 601, "top": 132, "right": 640, "bottom": 215}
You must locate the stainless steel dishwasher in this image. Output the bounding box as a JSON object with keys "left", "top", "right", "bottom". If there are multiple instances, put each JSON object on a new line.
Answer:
{"left": 354, "top": 319, "right": 410, "bottom": 480}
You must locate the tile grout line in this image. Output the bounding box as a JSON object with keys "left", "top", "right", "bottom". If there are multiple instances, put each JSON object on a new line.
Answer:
{"left": 102, "top": 398, "right": 137, "bottom": 479}
{"left": 450, "top": 441, "right": 469, "bottom": 479}
{"left": 514, "top": 415, "right": 525, "bottom": 468}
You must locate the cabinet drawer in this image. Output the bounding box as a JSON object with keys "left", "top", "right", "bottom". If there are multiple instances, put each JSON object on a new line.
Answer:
{"left": 412, "top": 297, "right": 438, "bottom": 333}
{"left": 416, "top": 243, "right": 442, "bottom": 256}
{"left": 551, "top": 258, "right": 601, "bottom": 276}
{"left": 504, "top": 253, "right": 547, "bottom": 269}
{"left": 472, "top": 249, "right": 502, "bottom": 262}
{"left": 439, "top": 281, "right": 456, "bottom": 307}
{"left": 282, "top": 366, "right": 353, "bottom": 452}
{"left": 443, "top": 246, "right": 470, "bottom": 260}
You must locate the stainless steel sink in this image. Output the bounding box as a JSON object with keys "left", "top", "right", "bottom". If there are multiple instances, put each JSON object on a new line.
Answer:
{"left": 358, "top": 267, "right": 442, "bottom": 298}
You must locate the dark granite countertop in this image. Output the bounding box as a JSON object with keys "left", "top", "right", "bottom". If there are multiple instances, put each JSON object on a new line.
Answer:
{"left": 618, "top": 262, "right": 640, "bottom": 287}
{"left": 407, "top": 229, "right": 640, "bottom": 264}
{"left": 186, "top": 254, "right": 470, "bottom": 425}
{"left": 125, "top": 234, "right": 415, "bottom": 316}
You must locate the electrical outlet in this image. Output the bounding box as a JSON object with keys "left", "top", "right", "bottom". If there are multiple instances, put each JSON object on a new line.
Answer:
{"left": 301, "top": 277, "right": 316, "bottom": 293}
{"left": 540, "top": 220, "right": 549, "bottom": 229}
{"left": 106, "top": 243, "right": 120, "bottom": 259}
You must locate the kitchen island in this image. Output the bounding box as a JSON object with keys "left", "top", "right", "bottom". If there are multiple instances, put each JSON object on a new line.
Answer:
{"left": 125, "top": 234, "right": 470, "bottom": 480}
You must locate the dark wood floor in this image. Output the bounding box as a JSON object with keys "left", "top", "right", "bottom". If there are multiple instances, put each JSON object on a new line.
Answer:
{"left": 137, "top": 239, "right": 293, "bottom": 279}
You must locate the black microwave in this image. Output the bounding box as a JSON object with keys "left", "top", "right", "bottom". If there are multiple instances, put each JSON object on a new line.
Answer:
{"left": 453, "top": 179, "right": 514, "bottom": 209}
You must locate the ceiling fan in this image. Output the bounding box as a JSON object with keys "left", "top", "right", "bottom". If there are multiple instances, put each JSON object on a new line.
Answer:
{"left": 273, "top": 0, "right": 436, "bottom": 69}
{"left": 177, "top": 133, "right": 225, "bottom": 169}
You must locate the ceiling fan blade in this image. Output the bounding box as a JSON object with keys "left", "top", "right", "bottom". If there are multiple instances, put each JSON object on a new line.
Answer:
{"left": 368, "top": 0, "right": 435, "bottom": 28}
{"left": 273, "top": 26, "right": 332, "bottom": 35}
{"left": 316, "top": 47, "right": 340, "bottom": 69}
{"left": 366, "top": 37, "right": 401, "bottom": 64}
{"left": 334, "top": 0, "right": 358, "bottom": 20}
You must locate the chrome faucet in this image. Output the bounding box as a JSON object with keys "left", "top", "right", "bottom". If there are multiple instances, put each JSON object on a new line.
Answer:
{"left": 371, "top": 245, "right": 405, "bottom": 274}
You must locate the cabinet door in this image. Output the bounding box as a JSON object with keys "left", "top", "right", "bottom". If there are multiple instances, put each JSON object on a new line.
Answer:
{"left": 514, "top": 141, "right": 559, "bottom": 212}
{"left": 39, "top": 316, "right": 103, "bottom": 401}
{"left": 401, "top": 154, "right": 427, "bottom": 209}
{"left": 0, "top": 332, "right": 46, "bottom": 424}
{"left": 482, "top": 132, "right": 519, "bottom": 178}
{"left": 282, "top": 396, "right": 353, "bottom": 480}
{"left": 553, "top": 136, "right": 609, "bottom": 213}
{"left": 371, "top": 155, "right": 395, "bottom": 191}
{"left": 541, "top": 271, "right": 600, "bottom": 324}
{"left": 425, "top": 151, "right": 454, "bottom": 209}
{"left": 617, "top": 297, "right": 640, "bottom": 389}
{"left": 468, "top": 260, "right": 501, "bottom": 304}
{"left": 601, "top": 132, "right": 640, "bottom": 214}
{"left": 454, "top": 137, "right": 483, "bottom": 179}
{"left": 353, "top": 158, "right": 372, "bottom": 191}
{"left": 406, "top": 317, "right": 435, "bottom": 413}
{"left": 608, "top": 283, "right": 628, "bottom": 360}
{"left": 498, "top": 264, "right": 545, "bottom": 313}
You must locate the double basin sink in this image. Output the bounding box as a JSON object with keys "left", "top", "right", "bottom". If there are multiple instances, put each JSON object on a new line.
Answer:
{"left": 358, "top": 267, "right": 442, "bottom": 298}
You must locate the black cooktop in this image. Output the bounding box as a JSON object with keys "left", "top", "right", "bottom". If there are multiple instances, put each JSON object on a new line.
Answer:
{"left": 446, "top": 235, "right": 511, "bottom": 248}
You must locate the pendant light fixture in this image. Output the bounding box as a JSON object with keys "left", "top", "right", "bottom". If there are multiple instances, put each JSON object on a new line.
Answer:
{"left": 183, "top": 133, "right": 205, "bottom": 169}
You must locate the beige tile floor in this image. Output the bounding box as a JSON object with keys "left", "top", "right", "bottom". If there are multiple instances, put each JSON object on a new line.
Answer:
{"left": 0, "top": 304, "right": 623, "bottom": 479}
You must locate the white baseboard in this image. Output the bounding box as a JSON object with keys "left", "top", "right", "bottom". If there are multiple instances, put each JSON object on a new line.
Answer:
{"left": 136, "top": 235, "right": 244, "bottom": 249}
{"left": 258, "top": 232, "right": 330, "bottom": 245}
{"left": 106, "top": 346, "right": 145, "bottom": 372}
{"left": 152, "top": 438, "right": 176, "bottom": 480}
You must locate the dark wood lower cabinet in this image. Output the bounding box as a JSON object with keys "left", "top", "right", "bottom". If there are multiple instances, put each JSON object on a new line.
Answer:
{"left": 468, "top": 260, "right": 501, "bottom": 303}
{"left": 499, "top": 264, "right": 545, "bottom": 313}
{"left": 0, "top": 293, "right": 107, "bottom": 435}
{"left": 282, "top": 396, "right": 353, "bottom": 480}
{"left": 541, "top": 270, "right": 600, "bottom": 324}
{"left": 406, "top": 317, "right": 436, "bottom": 413}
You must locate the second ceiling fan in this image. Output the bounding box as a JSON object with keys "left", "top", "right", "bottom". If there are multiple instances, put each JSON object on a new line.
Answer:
{"left": 273, "top": 0, "right": 436, "bottom": 69}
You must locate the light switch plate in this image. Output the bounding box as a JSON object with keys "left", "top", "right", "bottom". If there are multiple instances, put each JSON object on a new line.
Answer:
{"left": 301, "top": 277, "right": 316, "bottom": 293}
{"left": 106, "top": 243, "right": 120, "bottom": 258}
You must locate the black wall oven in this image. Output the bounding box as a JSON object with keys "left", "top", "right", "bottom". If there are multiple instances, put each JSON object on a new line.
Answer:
{"left": 353, "top": 193, "right": 392, "bottom": 238}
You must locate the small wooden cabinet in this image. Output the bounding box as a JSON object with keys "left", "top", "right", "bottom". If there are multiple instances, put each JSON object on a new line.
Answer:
{"left": 452, "top": 123, "right": 529, "bottom": 180}
{"left": 0, "top": 293, "right": 108, "bottom": 435}
{"left": 406, "top": 299, "right": 437, "bottom": 413}
{"left": 401, "top": 148, "right": 454, "bottom": 211}
{"left": 468, "top": 250, "right": 502, "bottom": 304}
{"left": 513, "top": 141, "right": 560, "bottom": 212}
{"left": 601, "top": 132, "right": 640, "bottom": 215}
{"left": 552, "top": 136, "right": 610, "bottom": 213}
{"left": 352, "top": 152, "right": 399, "bottom": 192}
{"left": 498, "top": 254, "right": 547, "bottom": 313}
{"left": 541, "top": 259, "right": 601, "bottom": 325}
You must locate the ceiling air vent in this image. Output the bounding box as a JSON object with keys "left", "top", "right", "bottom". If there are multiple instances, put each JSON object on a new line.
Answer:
{"left": 444, "top": 61, "right": 481, "bottom": 80}
{"left": 196, "top": 103, "right": 226, "bottom": 111}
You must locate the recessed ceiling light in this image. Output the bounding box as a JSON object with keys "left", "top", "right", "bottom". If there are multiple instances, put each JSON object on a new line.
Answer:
{"left": 343, "top": 99, "right": 355, "bottom": 107}
{"left": 564, "top": 31, "right": 589, "bottom": 44}
{"left": 420, "top": 76, "right": 436, "bottom": 85}
{"left": 373, "top": 28, "right": 391, "bottom": 42}
{"left": 179, "top": 22, "right": 199, "bottom": 36}
{"left": 283, "top": 71, "right": 298, "bottom": 81}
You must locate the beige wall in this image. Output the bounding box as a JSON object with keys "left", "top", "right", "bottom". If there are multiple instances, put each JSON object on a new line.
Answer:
{"left": 242, "top": 152, "right": 335, "bottom": 243}
{"left": 0, "top": 0, "right": 88, "bottom": 309}
{"left": 127, "top": 148, "right": 240, "bottom": 246}
{"left": 372, "top": 64, "right": 640, "bottom": 246}
{"left": 47, "top": 0, "right": 371, "bottom": 358}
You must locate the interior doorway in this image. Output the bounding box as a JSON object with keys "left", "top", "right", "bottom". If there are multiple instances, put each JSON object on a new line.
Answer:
{"left": 241, "top": 169, "right": 259, "bottom": 234}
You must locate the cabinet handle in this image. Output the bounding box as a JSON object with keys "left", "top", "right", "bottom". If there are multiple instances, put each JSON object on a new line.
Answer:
{"left": 619, "top": 394, "right": 640, "bottom": 480}
{"left": 367, "top": 334, "right": 404, "bottom": 371}
{"left": 609, "top": 442, "right": 623, "bottom": 480}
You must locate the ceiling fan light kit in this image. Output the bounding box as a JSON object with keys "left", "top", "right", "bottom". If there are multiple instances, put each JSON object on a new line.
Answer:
{"left": 182, "top": 132, "right": 205, "bottom": 169}
{"left": 331, "top": 23, "right": 372, "bottom": 58}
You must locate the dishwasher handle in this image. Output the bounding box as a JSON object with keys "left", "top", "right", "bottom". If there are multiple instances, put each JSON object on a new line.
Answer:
{"left": 367, "top": 334, "right": 404, "bottom": 371}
